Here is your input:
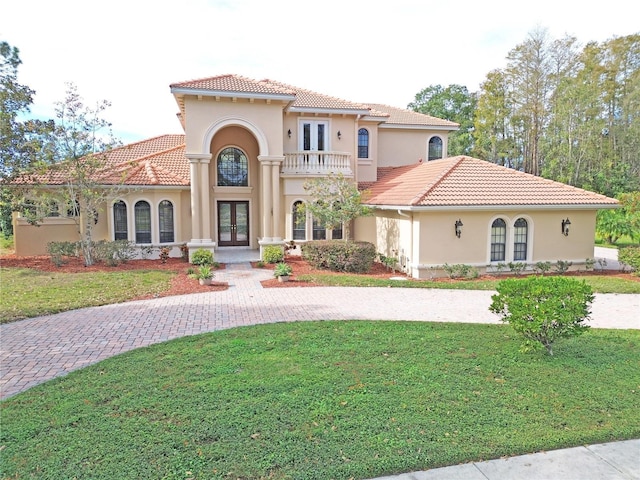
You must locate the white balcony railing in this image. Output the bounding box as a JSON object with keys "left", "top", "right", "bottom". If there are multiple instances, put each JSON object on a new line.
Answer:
{"left": 281, "top": 151, "right": 353, "bottom": 176}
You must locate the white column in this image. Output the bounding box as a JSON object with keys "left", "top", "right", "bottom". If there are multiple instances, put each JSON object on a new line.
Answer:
{"left": 200, "top": 156, "right": 212, "bottom": 242}
{"left": 271, "top": 159, "right": 283, "bottom": 241}
{"left": 188, "top": 158, "right": 201, "bottom": 240}
{"left": 261, "top": 159, "right": 272, "bottom": 241}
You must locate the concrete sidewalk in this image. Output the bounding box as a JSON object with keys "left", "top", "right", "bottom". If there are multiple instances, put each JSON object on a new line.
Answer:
{"left": 370, "top": 439, "right": 640, "bottom": 480}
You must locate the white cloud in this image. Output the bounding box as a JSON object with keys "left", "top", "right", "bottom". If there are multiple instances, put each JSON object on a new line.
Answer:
{"left": 2, "top": 0, "right": 637, "bottom": 143}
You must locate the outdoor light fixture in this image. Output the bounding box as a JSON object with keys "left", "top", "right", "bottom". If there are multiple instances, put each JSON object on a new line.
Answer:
{"left": 287, "top": 129, "right": 291, "bottom": 138}
{"left": 337, "top": 130, "right": 342, "bottom": 139}
{"left": 454, "top": 219, "right": 463, "bottom": 238}
{"left": 562, "top": 218, "right": 571, "bottom": 236}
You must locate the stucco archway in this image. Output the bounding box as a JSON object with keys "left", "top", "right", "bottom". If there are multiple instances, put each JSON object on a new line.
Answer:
{"left": 202, "top": 116, "right": 269, "bottom": 157}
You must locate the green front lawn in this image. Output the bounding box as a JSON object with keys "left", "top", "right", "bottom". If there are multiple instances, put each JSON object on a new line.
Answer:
{"left": 0, "top": 268, "right": 174, "bottom": 323}
{"left": 2, "top": 321, "right": 638, "bottom": 479}
{"left": 299, "top": 272, "right": 640, "bottom": 294}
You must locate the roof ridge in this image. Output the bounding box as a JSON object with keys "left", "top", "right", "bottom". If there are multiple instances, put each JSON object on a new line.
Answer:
{"left": 409, "top": 157, "right": 465, "bottom": 205}
{"left": 262, "top": 79, "right": 371, "bottom": 110}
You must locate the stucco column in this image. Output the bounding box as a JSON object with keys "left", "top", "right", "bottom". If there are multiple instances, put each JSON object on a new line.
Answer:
{"left": 260, "top": 158, "right": 273, "bottom": 241}
{"left": 271, "top": 157, "right": 284, "bottom": 241}
{"left": 200, "top": 156, "right": 212, "bottom": 242}
{"left": 188, "top": 157, "right": 201, "bottom": 240}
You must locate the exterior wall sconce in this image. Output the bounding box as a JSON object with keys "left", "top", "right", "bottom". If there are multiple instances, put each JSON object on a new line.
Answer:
{"left": 287, "top": 129, "right": 291, "bottom": 138}
{"left": 562, "top": 218, "right": 571, "bottom": 236}
{"left": 337, "top": 130, "right": 342, "bottom": 140}
{"left": 454, "top": 219, "right": 463, "bottom": 238}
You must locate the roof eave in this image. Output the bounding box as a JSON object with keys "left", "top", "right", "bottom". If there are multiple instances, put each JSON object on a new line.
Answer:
{"left": 366, "top": 203, "right": 619, "bottom": 211}
{"left": 170, "top": 87, "right": 296, "bottom": 102}
{"left": 287, "top": 106, "right": 371, "bottom": 115}
{"left": 379, "top": 124, "right": 459, "bottom": 131}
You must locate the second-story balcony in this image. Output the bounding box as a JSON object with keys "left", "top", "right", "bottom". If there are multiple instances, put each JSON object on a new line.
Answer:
{"left": 281, "top": 151, "right": 353, "bottom": 176}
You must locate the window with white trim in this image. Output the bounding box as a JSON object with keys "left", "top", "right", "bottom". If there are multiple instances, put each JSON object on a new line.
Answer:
{"left": 135, "top": 200, "right": 152, "bottom": 244}
{"left": 428, "top": 136, "right": 443, "bottom": 160}
{"left": 513, "top": 218, "right": 528, "bottom": 261}
{"left": 292, "top": 201, "right": 306, "bottom": 240}
{"left": 490, "top": 218, "right": 506, "bottom": 262}
{"left": 358, "top": 128, "right": 369, "bottom": 159}
{"left": 158, "top": 200, "right": 174, "bottom": 243}
{"left": 114, "top": 201, "right": 128, "bottom": 240}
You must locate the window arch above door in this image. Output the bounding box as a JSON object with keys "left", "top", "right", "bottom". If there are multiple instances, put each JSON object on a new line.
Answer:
{"left": 217, "top": 147, "right": 248, "bottom": 186}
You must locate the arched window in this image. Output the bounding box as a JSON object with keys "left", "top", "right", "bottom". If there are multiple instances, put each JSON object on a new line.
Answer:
{"left": 513, "top": 218, "right": 528, "bottom": 261}
{"left": 158, "top": 200, "right": 174, "bottom": 243}
{"left": 135, "top": 200, "right": 151, "bottom": 244}
{"left": 358, "top": 128, "right": 369, "bottom": 159}
{"left": 428, "top": 136, "right": 443, "bottom": 161}
{"left": 292, "top": 201, "right": 306, "bottom": 240}
{"left": 217, "top": 147, "right": 248, "bottom": 186}
{"left": 491, "top": 218, "right": 506, "bottom": 262}
{"left": 113, "top": 201, "right": 128, "bottom": 240}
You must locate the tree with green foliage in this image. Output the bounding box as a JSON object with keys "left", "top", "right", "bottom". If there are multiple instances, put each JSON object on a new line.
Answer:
{"left": 301, "top": 173, "right": 372, "bottom": 241}
{"left": 596, "top": 192, "right": 640, "bottom": 244}
{"left": 408, "top": 84, "right": 476, "bottom": 156}
{"left": 11, "top": 83, "right": 123, "bottom": 265}
{"left": 489, "top": 276, "right": 593, "bottom": 355}
{"left": 0, "top": 41, "right": 55, "bottom": 235}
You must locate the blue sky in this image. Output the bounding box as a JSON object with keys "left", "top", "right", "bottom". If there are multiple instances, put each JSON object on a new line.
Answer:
{"left": 3, "top": 0, "right": 638, "bottom": 144}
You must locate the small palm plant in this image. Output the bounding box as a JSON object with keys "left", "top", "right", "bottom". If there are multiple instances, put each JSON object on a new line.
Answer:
{"left": 195, "top": 265, "right": 214, "bottom": 285}
{"left": 273, "top": 262, "right": 292, "bottom": 281}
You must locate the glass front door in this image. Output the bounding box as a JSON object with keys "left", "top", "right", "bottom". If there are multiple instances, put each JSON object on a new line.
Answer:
{"left": 218, "top": 201, "right": 249, "bottom": 246}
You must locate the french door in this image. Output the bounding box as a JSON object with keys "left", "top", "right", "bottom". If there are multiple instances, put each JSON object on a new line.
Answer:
{"left": 300, "top": 120, "right": 328, "bottom": 152}
{"left": 218, "top": 201, "right": 249, "bottom": 246}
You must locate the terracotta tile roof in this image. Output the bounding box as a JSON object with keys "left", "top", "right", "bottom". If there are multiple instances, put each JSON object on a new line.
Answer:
{"left": 170, "top": 74, "right": 295, "bottom": 97}
{"left": 170, "top": 74, "right": 460, "bottom": 128}
{"left": 16, "top": 135, "right": 190, "bottom": 187}
{"left": 366, "top": 103, "right": 459, "bottom": 128}
{"left": 261, "top": 79, "right": 371, "bottom": 112}
{"left": 365, "top": 156, "right": 619, "bottom": 208}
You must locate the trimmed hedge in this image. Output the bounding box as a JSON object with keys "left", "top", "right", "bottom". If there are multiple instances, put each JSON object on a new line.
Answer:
{"left": 618, "top": 246, "right": 640, "bottom": 274}
{"left": 301, "top": 240, "right": 376, "bottom": 273}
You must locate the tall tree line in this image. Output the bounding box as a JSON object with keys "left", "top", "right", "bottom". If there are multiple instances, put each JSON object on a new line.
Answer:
{"left": 412, "top": 29, "right": 640, "bottom": 197}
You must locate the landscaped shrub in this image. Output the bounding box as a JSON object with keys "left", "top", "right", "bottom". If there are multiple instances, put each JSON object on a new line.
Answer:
{"left": 47, "top": 241, "right": 79, "bottom": 266}
{"left": 532, "top": 261, "right": 552, "bottom": 275}
{"left": 191, "top": 248, "right": 214, "bottom": 266}
{"left": 262, "top": 245, "right": 284, "bottom": 264}
{"left": 554, "top": 260, "right": 573, "bottom": 274}
{"left": 92, "top": 240, "right": 137, "bottom": 266}
{"left": 618, "top": 246, "right": 640, "bottom": 274}
{"left": 489, "top": 276, "right": 593, "bottom": 355}
{"left": 301, "top": 240, "right": 376, "bottom": 273}
{"left": 508, "top": 262, "right": 527, "bottom": 275}
{"left": 442, "top": 263, "right": 478, "bottom": 279}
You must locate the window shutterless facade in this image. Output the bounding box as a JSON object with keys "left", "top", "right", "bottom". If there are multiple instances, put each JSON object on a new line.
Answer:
{"left": 217, "top": 147, "right": 248, "bottom": 186}
{"left": 158, "top": 200, "right": 174, "bottom": 243}
{"left": 513, "top": 218, "right": 528, "bottom": 261}
{"left": 428, "top": 136, "right": 443, "bottom": 161}
{"left": 490, "top": 218, "right": 507, "bottom": 262}
{"left": 358, "top": 128, "right": 369, "bottom": 159}
{"left": 113, "top": 201, "right": 128, "bottom": 240}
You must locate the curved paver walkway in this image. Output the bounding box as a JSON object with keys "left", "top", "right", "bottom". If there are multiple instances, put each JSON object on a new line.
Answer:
{"left": 1, "top": 263, "right": 639, "bottom": 399}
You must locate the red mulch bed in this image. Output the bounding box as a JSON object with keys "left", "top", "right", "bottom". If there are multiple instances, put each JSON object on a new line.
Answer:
{"left": 1, "top": 254, "right": 637, "bottom": 299}
{"left": 257, "top": 255, "right": 405, "bottom": 288}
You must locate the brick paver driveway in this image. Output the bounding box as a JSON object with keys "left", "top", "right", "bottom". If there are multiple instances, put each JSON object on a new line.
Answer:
{"left": 2, "top": 263, "right": 638, "bottom": 399}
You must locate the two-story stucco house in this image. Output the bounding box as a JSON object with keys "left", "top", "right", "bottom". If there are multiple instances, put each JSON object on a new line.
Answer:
{"left": 12, "top": 74, "right": 618, "bottom": 278}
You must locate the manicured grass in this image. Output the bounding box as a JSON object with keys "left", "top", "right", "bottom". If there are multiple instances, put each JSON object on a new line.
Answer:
{"left": 1, "top": 321, "right": 638, "bottom": 479}
{"left": 298, "top": 272, "right": 640, "bottom": 294}
{"left": 0, "top": 267, "right": 174, "bottom": 323}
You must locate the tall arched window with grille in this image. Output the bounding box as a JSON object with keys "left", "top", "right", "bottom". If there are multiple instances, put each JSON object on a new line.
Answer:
{"left": 292, "top": 201, "right": 306, "bottom": 240}
{"left": 217, "top": 147, "right": 248, "bottom": 186}
{"left": 158, "top": 200, "right": 174, "bottom": 243}
{"left": 113, "top": 200, "right": 128, "bottom": 240}
{"left": 490, "top": 218, "right": 507, "bottom": 262}
{"left": 135, "top": 200, "right": 151, "bottom": 244}
{"left": 513, "top": 218, "right": 528, "bottom": 261}
{"left": 358, "top": 128, "right": 369, "bottom": 159}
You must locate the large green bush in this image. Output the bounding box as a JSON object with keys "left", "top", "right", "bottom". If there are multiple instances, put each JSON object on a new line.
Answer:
{"left": 262, "top": 245, "right": 284, "bottom": 264}
{"left": 618, "top": 246, "right": 640, "bottom": 274}
{"left": 301, "top": 240, "right": 376, "bottom": 273}
{"left": 191, "top": 248, "right": 214, "bottom": 266}
{"left": 489, "top": 276, "right": 593, "bottom": 355}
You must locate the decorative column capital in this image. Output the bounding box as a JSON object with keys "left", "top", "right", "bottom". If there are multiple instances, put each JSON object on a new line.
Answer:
{"left": 257, "top": 155, "right": 284, "bottom": 165}
{"left": 186, "top": 153, "right": 212, "bottom": 164}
